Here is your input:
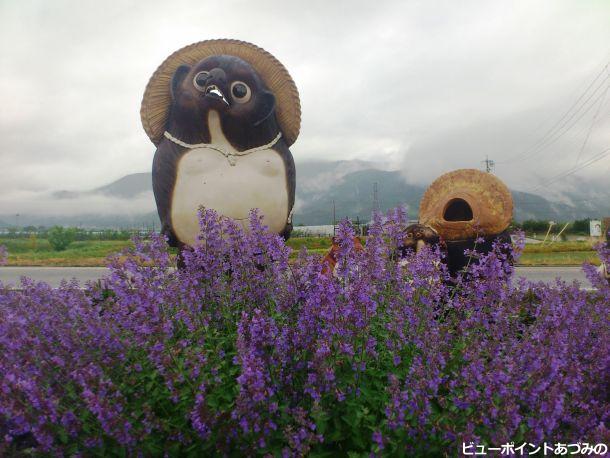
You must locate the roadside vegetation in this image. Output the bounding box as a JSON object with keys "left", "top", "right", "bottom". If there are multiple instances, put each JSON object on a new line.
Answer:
{"left": 0, "top": 239, "right": 134, "bottom": 266}
{"left": 519, "top": 241, "right": 600, "bottom": 266}
{"left": 0, "top": 217, "right": 605, "bottom": 266}
{"left": 0, "top": 236, "right": 602, "bottom": 267}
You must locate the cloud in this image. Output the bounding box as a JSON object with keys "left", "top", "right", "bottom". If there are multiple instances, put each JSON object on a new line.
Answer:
{"left": 1, "top": 0, "right": 609, "bottom": 217}
{"left": 0, "top": 190, "right": 156, "bottom": 217}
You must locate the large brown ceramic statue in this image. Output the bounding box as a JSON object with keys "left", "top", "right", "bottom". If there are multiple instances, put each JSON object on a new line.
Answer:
{"left": 402, "top": 169, "right": 514, "bottom": 277}
{"left": 141, "top": 39, "right": 299, "bottom": 249}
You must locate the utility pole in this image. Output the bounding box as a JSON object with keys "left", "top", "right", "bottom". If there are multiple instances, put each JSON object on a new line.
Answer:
{"left": 482, "top": 156, "right": 495, "bottom": 173}
{"left": 372, "top": 182, "right": 380, "bottom": 214}
{"left": 332, "top": 199, "right": 336, "bottom": 237}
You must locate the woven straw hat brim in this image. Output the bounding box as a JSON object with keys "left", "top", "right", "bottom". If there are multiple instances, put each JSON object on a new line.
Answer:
{"left": 419, "top": 169, "right": 513, "bottom": 240}
{"left": 141, "top": 39, "right": 300, "bottom": 146}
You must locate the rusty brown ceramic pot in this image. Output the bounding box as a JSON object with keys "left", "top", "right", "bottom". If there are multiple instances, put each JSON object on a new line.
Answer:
{"left": 419, "top": 169, "right": 513, "bottom": 241}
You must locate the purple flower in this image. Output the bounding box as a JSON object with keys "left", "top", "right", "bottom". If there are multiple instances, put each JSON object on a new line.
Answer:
{"left": 372, "top": 430, "right": 384, "bottom": 450}
{"left": 0, "top": 208, "right": 607, "bottom": 455}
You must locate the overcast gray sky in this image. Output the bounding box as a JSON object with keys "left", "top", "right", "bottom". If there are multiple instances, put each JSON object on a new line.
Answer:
{"left": 1, "top": 0, "right": 609, "bottom": 215}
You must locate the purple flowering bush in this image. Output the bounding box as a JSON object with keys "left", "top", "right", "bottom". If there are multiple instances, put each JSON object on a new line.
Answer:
{"left": 0, "top": 209, "right": 608, "bottom": 456}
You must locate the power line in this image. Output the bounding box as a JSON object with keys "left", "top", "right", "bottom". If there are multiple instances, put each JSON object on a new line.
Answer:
{"left": 526, "top": 147, "right": 610, "bottom": 192}
{"left": 498, "top": 61, "right": 610, "bottom": 164}
{"left": 501, "top": 78, "right": 609, "bottom": 164}
{"left": 574, "top": 81, "right": 609, "bottom": 165}
{"left": 500, "top": 61, "right": 610, "bottom": 164}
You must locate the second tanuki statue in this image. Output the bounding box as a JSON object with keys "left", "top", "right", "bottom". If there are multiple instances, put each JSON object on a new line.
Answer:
{"left": 141, "top": 39, "right": 299, "bottom": 249}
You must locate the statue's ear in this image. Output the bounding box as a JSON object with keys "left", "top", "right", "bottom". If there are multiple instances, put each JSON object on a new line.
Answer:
{"left": 254, "top": 90, "right": 276, "bottom": 127}
{"left": 170, "top": 65, "right": 191, "bottom": 101}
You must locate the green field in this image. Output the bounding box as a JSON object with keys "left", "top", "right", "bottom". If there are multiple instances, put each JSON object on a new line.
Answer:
{"left": 0, "top": 238, "right": 133, "bottom": 266}
{"left": 522, "top": 241, "right": 596, "bottom": 253}
{"left": 0, "top": 237, "right": 602, "bottom": 267}
{"left": 519, "top": 241, "right": 600, "bottom": 266}
{"left": 518, "top": 250, "right": 600, "bottom": 266}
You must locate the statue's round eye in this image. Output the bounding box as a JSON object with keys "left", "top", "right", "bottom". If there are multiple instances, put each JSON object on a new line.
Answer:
{"left": 230, "top": 81, "right": 251, "bottom": 103}
{"left": 406, "top": 233, "right": 413, "bottom": 238}
{"left": 193, "top": 71, "right": 209, "bottom": 91}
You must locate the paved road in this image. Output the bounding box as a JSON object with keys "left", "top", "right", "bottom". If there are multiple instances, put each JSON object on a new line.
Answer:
{"left": 513, "top": 266, "right": 592, "bottom": 288}
{"left": 0, "top": 266, "right": 594, "bottom": 288}
{"left": 0, "top": 267, "right": 109, "bottom": 287}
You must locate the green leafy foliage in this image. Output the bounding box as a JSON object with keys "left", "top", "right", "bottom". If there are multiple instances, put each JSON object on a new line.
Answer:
{"left": 47, "top": 226, "right": 77, "bottom": 251}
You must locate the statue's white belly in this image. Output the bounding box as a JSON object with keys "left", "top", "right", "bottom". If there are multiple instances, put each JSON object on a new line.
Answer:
{"left": 171, "top": 147, "right": 289, "bottom": 246}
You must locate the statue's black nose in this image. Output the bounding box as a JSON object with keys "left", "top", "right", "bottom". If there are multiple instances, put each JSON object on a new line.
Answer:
{"left": 207, "top": 68, "right": 227, "bottom": 85}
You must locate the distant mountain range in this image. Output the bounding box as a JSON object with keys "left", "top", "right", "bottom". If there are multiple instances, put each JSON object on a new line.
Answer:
{"left": 2, "top": 161, "right": 608, "bottom": 228}
{"left": 52, "top": 173, "right": 153, "bottom": 200}
{"left": 292, "top": 164, "right": 609, "bottom": 225}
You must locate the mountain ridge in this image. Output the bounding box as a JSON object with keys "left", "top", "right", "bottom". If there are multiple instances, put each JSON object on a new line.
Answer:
{"left": 5, "top": 161, "right": 609, "bottom": 228}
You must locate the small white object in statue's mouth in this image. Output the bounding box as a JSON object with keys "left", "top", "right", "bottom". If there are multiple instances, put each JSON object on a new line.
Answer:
{"left": 204, "top": 85, "right": 229, "bottom": 105}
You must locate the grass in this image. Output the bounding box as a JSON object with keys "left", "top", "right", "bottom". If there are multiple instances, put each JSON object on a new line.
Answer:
{"left": 285, "top": 237, "right": 332, "bottom": 251}
{"left": 0, "top": 238, "right": 132, "bottom": 267}
{"left": 518, "top": 251, "right": 600, "bottom": 266}
{"left": 519, "top": 241, "right": 601, "bottom": 266}
{"left": 0, "top": 237, "right": 602, "bottom": 267}
{"left": 522, "top": 241, "right": 596, "bottom": 253}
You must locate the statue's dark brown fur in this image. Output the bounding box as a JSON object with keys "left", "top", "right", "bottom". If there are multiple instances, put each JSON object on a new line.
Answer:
{"left": 397, "top": 223, "right": 513, "bottom": 278}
